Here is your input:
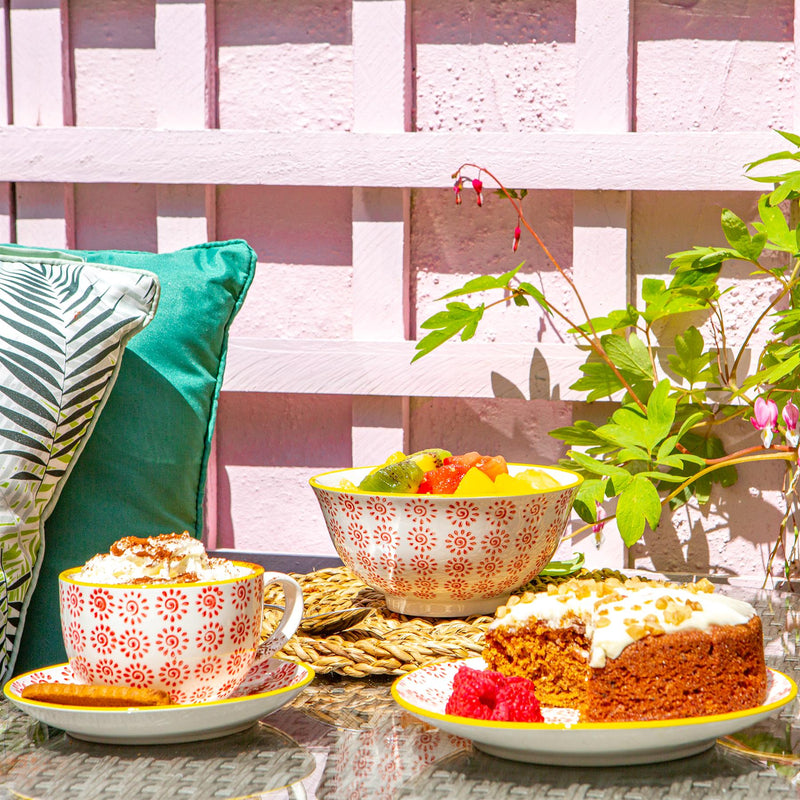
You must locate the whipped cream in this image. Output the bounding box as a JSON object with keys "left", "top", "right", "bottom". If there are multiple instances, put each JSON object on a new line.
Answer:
{"left": 75, "top": 532, "right": 251, "bottom": 584}
{"left": 490, "top": 579, "right": 756, "bottom": 668}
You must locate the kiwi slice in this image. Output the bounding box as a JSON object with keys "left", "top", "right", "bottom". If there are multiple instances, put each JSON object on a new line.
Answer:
{"left": 358, "top": 458, "right": 425, "bottom": 493}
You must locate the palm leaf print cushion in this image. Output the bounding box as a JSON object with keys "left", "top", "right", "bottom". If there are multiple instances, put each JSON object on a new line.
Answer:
{"left": 0, "top": 246, "right": 159, "bottom": 679}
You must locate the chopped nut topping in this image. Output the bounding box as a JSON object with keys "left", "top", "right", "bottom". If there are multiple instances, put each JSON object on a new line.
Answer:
{"left": 625, "top": 623, "right": 648, "bottom": 640}
{"left": 595, "top": 617, "right": 611, "bottom": 628}
{"left": 663, "top": 602, "right": 692, "bottom": 625}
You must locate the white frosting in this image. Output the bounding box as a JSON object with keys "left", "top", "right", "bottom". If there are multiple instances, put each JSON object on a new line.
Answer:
{"left": 75, "top": 533, "right": 250, "bottom": 584}
{"left": 489, "top": 581, "right": 756, "bottom": 668}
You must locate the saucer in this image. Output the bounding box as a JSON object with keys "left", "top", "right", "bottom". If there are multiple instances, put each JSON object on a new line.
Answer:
{"left": 392, "top": 658, "right": 797, "bottom": 766}
{"left": 4, "top": 657, "right": 314, "bottom": 745}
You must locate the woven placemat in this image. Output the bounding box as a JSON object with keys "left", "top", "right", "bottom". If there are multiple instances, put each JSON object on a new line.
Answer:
{"left": 261, "top": 565, "right": 625, "bottom": 678}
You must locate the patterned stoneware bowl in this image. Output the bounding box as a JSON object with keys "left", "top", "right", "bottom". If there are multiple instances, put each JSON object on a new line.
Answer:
{"left": 310, "top": 464, "right": 583, "bottom": 617}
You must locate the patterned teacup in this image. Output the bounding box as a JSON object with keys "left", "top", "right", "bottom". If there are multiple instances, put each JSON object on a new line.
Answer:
{"left": 59, "top": 563, "right": 302, "bottom": 704}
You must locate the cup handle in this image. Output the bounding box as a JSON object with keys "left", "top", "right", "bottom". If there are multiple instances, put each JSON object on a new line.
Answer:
{"left": 252, "top": 572, "right": 304, "bottom": 666}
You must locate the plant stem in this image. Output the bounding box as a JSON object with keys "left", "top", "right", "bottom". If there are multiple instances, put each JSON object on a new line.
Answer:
{"left": 455, "top": 163, "right": 650, "bottom": 414}
{"left": 562, "top": 450, "right": 798, "bottom": 542}
{"left": 730, "top": 256, "right": 800, "bottom": 379}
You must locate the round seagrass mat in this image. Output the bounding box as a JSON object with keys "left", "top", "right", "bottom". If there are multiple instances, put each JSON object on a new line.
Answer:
{"left": 261, "top": 566, "right": 625, "bottom": 678}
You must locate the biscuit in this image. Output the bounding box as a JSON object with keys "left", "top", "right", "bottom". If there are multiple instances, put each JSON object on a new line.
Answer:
{"left": 21, "top": 682, "right": 172, "bottom": 707}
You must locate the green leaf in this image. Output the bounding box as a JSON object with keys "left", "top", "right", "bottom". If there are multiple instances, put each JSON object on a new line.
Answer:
{"left": 636, "top": 470, "right": 685, "bottom": 484}
{"left": 601, "top": 333, "right": 654, "bottom": 380}
{"left": 616, "top": 474, "right": 663, "bottom": 546}
{"left": 570, "top": 306, "right": 639, "bottom": 336}
{"left": 667, "top": 326, "right": 715, "bottom": 387}
{"left": 570, "top": 361, "right": 626, "bottom": 402}
{"left": 769, "top": 172, "right": 800, "bottom": 205}
{"left": 720, "top": 208, "right": 765, "bottom": 261}
{"left": 753, "top": 194, "right": 798, "bottom": 253}
{"left": 516, "top": 281, "right": 550, "bottom": 312}
{"left": 539, "top": 552, "right": 585, "bottom": 577}
{"left": 776, "top": 129, "right": 800, "bottom": 148}
{"left": 645, "top": 379, "right": 677, "bottom": 443}
{"left": 548, "top": 420, "right": 602, "bottom": 446}
{"left": 567, "top": 449, "right": 630, "bottom": 478}
{"left": 617, "top": 445, "right": 654, "bottom": 462}
{"left": 438, "top": 265, "right": 522, "bottom": 299}
{"left": 741, "top": 349, "right": 800, "bottom": 390}
{"left": 573, "top": 478, "right": 607, "bottom": 521}
{"left": 666, "top": 432, "right": 737, "bottom": 509}
{"left": 412, "top": 302, "right": 485, "bottom": 362}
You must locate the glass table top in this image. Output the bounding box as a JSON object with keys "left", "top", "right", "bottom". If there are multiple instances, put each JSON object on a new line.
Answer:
{"left": 1, "top": 580, "right": 799, "bottom": 799}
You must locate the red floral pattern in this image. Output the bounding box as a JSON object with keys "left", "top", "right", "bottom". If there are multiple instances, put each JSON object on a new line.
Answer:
{"left": 92, "top": 658, "right": 121, "bottom": 684}
{"left": 196, "top": 586, "right": 224, "bottom": 617}
{"left": 230, "top": 613, "right": 251, "bottom": 646}
{"left": 232, "top": 581, "right": 251, "bottom": 610}
{"left": 446, "top": 501, "right": 479, "bottom": 528}
{"left": 118, "top": 629, "right": 150, "bottom": 659}
{"left": 407, "top": 525, "right": 436, "bottom": 552}
{"left": 366, "top": 497, "right": 395, "bottom": 522}
{"left": 312, "top": 478, "right": 579, "bottom": 612}
{"left": 159, "top": 658, "right": 191, "bottom": 687}
{"left": 65, "top": 621, "right": 86, "bottom": 653}
{"left": 444, "top": 529, "right": 476, "bottom": 556}
{"left": 196, "top": 622, "right": 225, "bottom": 653}
{"left": 89, "top": 623, "right": 116, "bottom": 655}
{"left": 63, "top": 584, "right": 83, "bottom": 616}
{"left": 118, "top": 592, "right": 150, "bottom": 625}
{"left": 87, "top": 588, "right": 115, "bottom": 620}
{"left": 121, "top": 662, "right": 156, "bottom": 688}
{"left": 194, "top": 655, "right": 223, "bottom": 682}
{"left": 55, "top": 569, "right": 273, "bottom": 703}
{"left": 155, "top": 589, "right": 189, "bottom": 622}
{"left": 156, "top": 625, "right": 189, "bottom": 656}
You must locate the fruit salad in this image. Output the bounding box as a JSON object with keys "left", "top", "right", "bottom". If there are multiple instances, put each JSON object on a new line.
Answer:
{"left": 346, "top": 449, "right": 562, "bottom": 496}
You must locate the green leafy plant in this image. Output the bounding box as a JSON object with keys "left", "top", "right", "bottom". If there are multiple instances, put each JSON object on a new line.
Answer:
{"left": 415, "top": 131, "right": 800, "bottom": 578}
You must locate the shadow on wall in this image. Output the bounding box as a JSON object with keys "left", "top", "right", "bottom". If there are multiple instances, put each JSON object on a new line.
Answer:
{"left": 216, "top": 0, "right": 351, "bottom": 46}
{"left": 413, "top": 0, "right": 576, "bottom": 45}
{"left": 630, "top": 481, "right": 785, "bottom": 576}
{"left": 490, "top": 348, "right": 561, "bottom": 403}
{"left": 636, "top": 0, "right": 792, "bottom": 42}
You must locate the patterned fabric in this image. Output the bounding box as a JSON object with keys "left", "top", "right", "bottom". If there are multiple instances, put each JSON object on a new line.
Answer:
{"left": 0, "top": 247, "right": 159, "bottom": 679}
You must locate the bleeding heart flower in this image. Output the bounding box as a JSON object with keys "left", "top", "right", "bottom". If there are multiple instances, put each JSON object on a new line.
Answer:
{"left": 453, "top": 177, "right": 463, "bottom": 205}
{"left": 592, "top": 501, "right": 606, "bottom": 544}
{"left": 783, "top": 399, "right": 799, "bottom": 447}
{"left": 512, "top": 224, "right": 521, "bottom": 252}
{"left": 751, "top": 397, "right": 779, "bottom": 448}
{"left": 472, "top": 178, "right": 483, "bottom": 207}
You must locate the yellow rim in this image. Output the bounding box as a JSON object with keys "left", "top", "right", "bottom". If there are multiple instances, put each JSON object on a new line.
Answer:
{"left": 59, "top": 561, "right": 263, "bottom": 588}
{"left": 4, "top": 659, "right": 315, "bottom": 712}
{"left": 391, "top": 666, "right": 796, "bottom": 731}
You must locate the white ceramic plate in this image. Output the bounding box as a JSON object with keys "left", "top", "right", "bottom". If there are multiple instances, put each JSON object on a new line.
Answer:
{"left": 391, "top": 657, "right": 797, "bottom": 766}
{"left": 4, "top": 657, "right": 314, "bottom": 745}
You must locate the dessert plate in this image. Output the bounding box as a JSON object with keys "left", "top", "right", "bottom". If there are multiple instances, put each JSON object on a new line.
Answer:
{"left": 4, "top": 657, "right": 314, "bottom": 745}
{"left": 391, "top": 658, "right": 797, "bottom": 766}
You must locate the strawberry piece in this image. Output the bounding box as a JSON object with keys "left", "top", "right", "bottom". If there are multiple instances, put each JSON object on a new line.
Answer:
{"left": 421, "top": 463, "right": 469, "bottom": 494}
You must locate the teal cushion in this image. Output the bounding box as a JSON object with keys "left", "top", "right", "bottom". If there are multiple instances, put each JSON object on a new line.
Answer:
{"left": 12, "top": 240, "right": 256, "bottom": 675}
{"left": 0, "top": 245, "right": 160, "bottom": 680}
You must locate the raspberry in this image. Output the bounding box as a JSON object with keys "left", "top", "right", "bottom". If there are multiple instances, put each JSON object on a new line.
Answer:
{"left": 445, "top": 666, "right": 543, "bottom": 723}
{"left": 445, "top": 665, "right": 497, "bottom": 719}
{"left": 493, "top": 679, "right": 544, "bottom": 722}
